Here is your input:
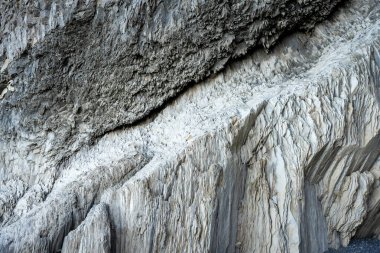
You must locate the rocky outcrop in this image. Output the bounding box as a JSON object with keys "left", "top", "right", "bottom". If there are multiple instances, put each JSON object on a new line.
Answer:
{"left": 0, "top": 0, "right": 343, "bottom": 206}
{"left": 61, "top": 203, "right": 112, "bottom": 253}
{"left": 1, "top": 0, "right": 380, "bottom": 252}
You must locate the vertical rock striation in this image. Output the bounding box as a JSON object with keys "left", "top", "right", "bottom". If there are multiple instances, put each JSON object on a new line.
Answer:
{"left": 0, "top": 0, "right": 343, "bottom": 215}
{"left": 1, "top": 0, "right": 380, "bottom": 252}
{"left": 61, "top": 203, "right": 112, "bottom": 253}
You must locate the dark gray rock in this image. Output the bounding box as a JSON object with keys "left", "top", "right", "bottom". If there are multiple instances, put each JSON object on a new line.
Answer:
{"left": 0, "top": 0, "right": 342, "bottom": 189}
{"left": 2, "top": 0, "right": 380, "bottom": 253}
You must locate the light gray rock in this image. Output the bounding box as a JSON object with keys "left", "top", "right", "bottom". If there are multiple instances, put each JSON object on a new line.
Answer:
{"left": 0, "top": 0, "right": 342, "bottom": 209}
{"left": 61, "top": 203, "right": 111, "bottom": 253}
{"left": 0, "top": 0, "right": 380, "bottom": 252}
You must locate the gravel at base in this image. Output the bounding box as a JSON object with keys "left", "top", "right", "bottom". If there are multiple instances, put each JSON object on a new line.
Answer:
{"left": 326, "top": 239, "right": 380, "bottom": 253}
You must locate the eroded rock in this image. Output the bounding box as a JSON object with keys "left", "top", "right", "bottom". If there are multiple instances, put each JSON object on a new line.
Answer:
{"left": 0, "top": 0, "right": 380, "bottom": 252}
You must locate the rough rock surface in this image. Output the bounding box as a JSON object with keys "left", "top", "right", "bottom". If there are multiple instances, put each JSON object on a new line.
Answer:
{"left": 0, "top": 0, "right": 342, "bottom": 202}
{"left": 61, "top": 203, "right": 112, "bottom": 253}
{"left": 1, "top": 0, "right": 380, "bottom": 252}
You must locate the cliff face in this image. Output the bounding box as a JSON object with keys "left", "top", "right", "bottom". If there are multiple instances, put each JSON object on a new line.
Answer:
{"left": 0, "top": 0, "right": 379, "bottom": 252}
{"left": 0, "top": 0, "right": 342, "bottom": 191}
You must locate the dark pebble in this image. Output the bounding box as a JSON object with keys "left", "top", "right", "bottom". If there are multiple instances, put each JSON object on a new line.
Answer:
{"left": 326, "top": 239, "right": 380, "bottom": 253}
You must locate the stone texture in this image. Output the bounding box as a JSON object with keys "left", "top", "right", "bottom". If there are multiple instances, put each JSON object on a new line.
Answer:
{"left": 0, "top": 0, "right": 380, "bottom": 252}
{"left": 0, "top": 0, "right": 342, "bottom": 208}
{"left": 61, "top": 203, "right": 111, "bottom": 253}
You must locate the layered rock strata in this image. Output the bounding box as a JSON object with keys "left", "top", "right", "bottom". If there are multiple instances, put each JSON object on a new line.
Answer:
{"left": 0, "top": 0, "right": 343, "bottom": 203}
{"left": 1, "top": 0, "right": 380, "bottom": 252}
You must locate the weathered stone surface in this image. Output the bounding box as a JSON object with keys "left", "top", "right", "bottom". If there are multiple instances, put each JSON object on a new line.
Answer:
{"left": 0, "top": 0, "right": 342, "bottom": 204}
{"left": 0, "top": 0, "right": 380, "bottom": 252}
{"left": 61, "top": 203, "right": 111, "bottom": 253}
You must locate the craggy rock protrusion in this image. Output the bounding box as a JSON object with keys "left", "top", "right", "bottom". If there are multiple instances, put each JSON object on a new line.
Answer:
{"left": 61, "top": 204, "right": 111, "bottom": 253}
{"left": 0, "top": 0, "right": 343, "bottom": 201}
{"left": 1, "top": 0, "right": 380, "bottom": 252}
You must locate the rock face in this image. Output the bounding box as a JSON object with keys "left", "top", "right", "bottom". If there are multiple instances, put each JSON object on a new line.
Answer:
{"left": 0, "top": 0, "right": 343, "bottom": 195}
{"left": 61, "top": 203, "right": 112, "bottom": 253}
{"left": 0, "top": 0, "right": 380, "bottom": 252}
